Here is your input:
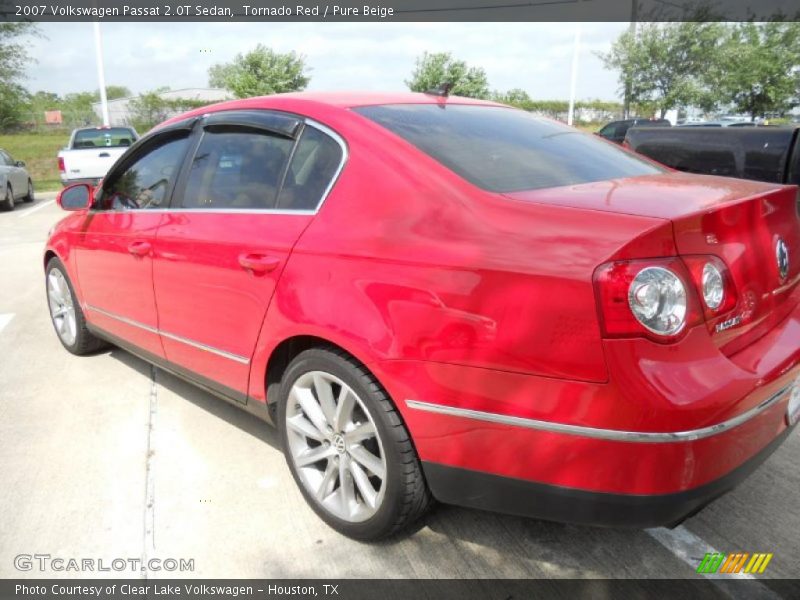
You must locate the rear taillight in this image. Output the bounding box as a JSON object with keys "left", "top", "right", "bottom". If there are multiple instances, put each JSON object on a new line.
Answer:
{"left": 594, "top": 258, "right": 704, "bottom": 343}
{"left": 57, "top": 157, "right": 65, "bottom": 172}
{"left": 681, "top": 256, "right": 738, "bottom": 326}
{"left": 595, "top": 255, "right": 739, "bottom": 342}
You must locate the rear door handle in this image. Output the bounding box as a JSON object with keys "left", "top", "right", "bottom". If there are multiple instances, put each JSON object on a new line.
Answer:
{"left": 238, "top": 253, "right": 280, "bottom": 274}
{"left": 99, "top": 152, "right": 110, "bottom": 158}
{"left": 127, "top": 240, "right": 151, "bottom": 257}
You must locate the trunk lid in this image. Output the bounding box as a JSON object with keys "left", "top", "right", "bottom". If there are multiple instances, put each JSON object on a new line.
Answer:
{"left": 506, "top": 172, "right": 800, "bottom": 354}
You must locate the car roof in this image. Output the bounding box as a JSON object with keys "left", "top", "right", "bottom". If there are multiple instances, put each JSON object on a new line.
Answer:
{"left": 157, "top": 91, "right": 506, "bottom": 131}
{"left": 268, "top": 91, "right": 504, "bottom": 108}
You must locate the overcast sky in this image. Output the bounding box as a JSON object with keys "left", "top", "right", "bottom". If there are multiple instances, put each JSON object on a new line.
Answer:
{"left": 24, "top": 22, "right": 629, "bottom": 101}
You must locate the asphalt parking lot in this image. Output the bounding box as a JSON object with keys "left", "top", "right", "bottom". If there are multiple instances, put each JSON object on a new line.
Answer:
{"left": 0, "top": 195, "right": 798, "bottom": 592}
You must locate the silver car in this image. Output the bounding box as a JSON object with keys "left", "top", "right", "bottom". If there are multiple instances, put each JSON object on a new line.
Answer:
{"left": 0, "top": 148, "right": 34, "bottom": 211}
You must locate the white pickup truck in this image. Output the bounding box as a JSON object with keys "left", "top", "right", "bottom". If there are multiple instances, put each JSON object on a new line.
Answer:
{"left": 58, "top": 126, "right": 138, "bottom": 186}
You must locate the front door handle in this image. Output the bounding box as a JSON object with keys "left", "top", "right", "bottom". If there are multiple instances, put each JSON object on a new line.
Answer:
{"left": 127, "top": 240, "right": 151, "bottom": 257}
{"left": 238, "top": 253, "right": 280, "bottom": 274}
{"left": 99, "top": 152, "right": 110, "bottom": 158}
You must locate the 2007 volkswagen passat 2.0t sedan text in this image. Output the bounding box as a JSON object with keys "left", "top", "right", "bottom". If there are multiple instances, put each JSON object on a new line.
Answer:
{"left": 45, "top": 92, "right": 800, "bottom": 540}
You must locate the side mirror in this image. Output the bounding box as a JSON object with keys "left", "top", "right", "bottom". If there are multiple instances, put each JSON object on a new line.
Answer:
{"left": 15, "top": 160, "right": 25, "bottom": 167}
{"left": 57, "top": 183, "right": 93, "bottom": 211}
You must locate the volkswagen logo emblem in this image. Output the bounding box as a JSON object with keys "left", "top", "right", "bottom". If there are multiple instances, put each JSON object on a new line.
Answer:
{"left": 776, "top": 238, "right": 789, "bottom": 282}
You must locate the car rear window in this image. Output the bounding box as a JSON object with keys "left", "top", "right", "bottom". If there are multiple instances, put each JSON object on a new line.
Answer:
{"left": 354, "top": 104, "right": 663, "bottom": 193}
{"left": 73, "top": 128, "right": 137, "bottom": 149}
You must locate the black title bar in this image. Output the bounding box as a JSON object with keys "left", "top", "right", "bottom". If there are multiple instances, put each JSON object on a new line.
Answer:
{"left": 1, "top": 0, "right": 800, "bottom": 22}
{"left": 4, "top": 579, "right": 800, "bottom": 599}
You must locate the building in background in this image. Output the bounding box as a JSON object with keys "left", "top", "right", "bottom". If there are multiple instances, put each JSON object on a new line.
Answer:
{"left": 92, "top": 88, "right": 230, "bottom": 126}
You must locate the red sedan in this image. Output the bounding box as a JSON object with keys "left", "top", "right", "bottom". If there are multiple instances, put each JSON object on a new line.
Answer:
{"left": 45, "top": 92, "right": 800, "bottom": 540}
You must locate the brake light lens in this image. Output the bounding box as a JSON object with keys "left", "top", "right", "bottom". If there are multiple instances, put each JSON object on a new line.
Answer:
{"left": 681, "top": 255, "right": 738, "bottom": 321}
{"left": 595, "top": 256, "right": 738, "bottom": 342}
{"left": 628, "top": 266, "right": 687, "bottom": 335}
{"left": 594, "top": 258, "right": 703, "bottom": 342}
{"left": 57, "top": 157, "right": 65, "bottom": 172}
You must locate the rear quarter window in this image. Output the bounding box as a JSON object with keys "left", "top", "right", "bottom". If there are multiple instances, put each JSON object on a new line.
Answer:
{"left": 354, "top": 104, "right": 662, "bottom": 193}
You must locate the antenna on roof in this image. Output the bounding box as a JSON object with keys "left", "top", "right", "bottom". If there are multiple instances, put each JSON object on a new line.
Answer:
{"left": 425, "top": 82, "right": 454, "bottom": 97}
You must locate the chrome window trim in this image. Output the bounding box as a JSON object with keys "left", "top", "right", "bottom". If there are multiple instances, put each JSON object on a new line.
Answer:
{"left": 87, "top": 117, "right": 347, "bottom": 217}
{"left": 86, "top": 304, "right": 250, "bottom": 365}
{"left": 406, "top": 383, "right": 794, "bottom": 443}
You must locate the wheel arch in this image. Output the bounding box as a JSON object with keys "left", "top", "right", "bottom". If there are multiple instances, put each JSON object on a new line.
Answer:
{"left": 263, "top": 334, "right": 385, "bottom": 413}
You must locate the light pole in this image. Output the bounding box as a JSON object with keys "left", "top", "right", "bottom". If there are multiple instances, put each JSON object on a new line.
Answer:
{"left": 567, "top": 24, "right": 581, "bottom": 126}
{"left": 93, "top": 21, "right": 110, "bottom": 126}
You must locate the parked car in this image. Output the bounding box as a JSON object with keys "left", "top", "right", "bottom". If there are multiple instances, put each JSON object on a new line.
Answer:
{"left": 0, "top": 148, "right": 34, "bottom": 211}
{"left": 45, "top": 93, "right": 800, "bottom": 540}
{"left": 58, "top": 126, "right": 138, "bottom": 186}
{"left": 624, "top": 126, "right": 800, "bottom": 184}
{"left": 596, "top": 117, "right": 671, "bottom": 144}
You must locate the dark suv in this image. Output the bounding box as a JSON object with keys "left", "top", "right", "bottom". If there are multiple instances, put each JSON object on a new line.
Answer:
{"left": 597, "top": 118, "right": 671, "bottom": 144}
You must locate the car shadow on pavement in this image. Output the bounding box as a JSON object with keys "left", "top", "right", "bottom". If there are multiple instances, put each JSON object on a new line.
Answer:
{"left": 107, "top": 347, "right": 281, "bottom": 452}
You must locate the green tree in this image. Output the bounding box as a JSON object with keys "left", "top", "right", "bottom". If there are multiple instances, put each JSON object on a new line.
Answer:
{"left": 128, "top": 88, "right": 214, "bottom": 132}
{"left": 0, "top": 23, "right": 38, "bottom": 131}
{"left": 406, "top": 52, "right": 490, "bottom": 99}
{"left": 103, "top": 85, "right": 132, "bottom": 100}
{"left": 208, "top": 45, "right": 310, "bottom": 98}
{"left": 600, "top": 22, "right": 724, "bottom": 118}
{"left": 492, "top": 88, "right": 532, "bottom": 107}
{"left": 713, "top": 22, "right": 800, "bottom": 120}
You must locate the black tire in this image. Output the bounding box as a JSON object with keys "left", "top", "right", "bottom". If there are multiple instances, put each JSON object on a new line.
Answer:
{"left": 278, "top": 347, "right": 432, "bottom": 540}
{"left": 23, "top": 179, "right": 34, "bottom": 203}
{"left": 1, "top": 184, "right": 14, "bottom": 211}
{"left": 45, "top": 257, "right": 107, "bottom": 355}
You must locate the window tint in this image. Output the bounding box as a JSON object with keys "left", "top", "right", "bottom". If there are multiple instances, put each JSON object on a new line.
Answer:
{"left": 99, "top": 135, "right": 189, "bottom": 210}
{"left": 181, "top": 129, "right": 293, "bottom": 210}
{"left": 73, "top": 127, "right": 137, "bottom": 149}
{"left": 356, "top": 105, "right": 663, "bottom": 192}
{"left": 277, "top": 126, "right": 343, "bottom": 211}
{"left": 598, "top": 124, "right": 617, "bottom": 139}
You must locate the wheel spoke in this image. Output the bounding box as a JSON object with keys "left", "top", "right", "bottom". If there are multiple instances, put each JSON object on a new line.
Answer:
{"left": 57, "top": 275, "right": 70, "bottom": 302}
{"left": 51, "top": 307, "right": 68, "bottom": 318}
{"left": 316, "top": 458, "right": 339, "bottom": 501}
{"left": 344, "top": 421, "right": 376, "bottom": 444}
{"left": 313, "top": 373, "right": 337, "bottom": 426}
{"left": 295, "top": 444, "right": 335, "bottom": 468}
{"left": 349, "top": 445, "right": 384, "bottom": 479}
{"left": 292, "top": 386, "right": 331, "bottom": 438}
{"left": 338, "top": 456, "right": 356, "bottom": 514}
{"left": 48, "top": 275, "right": 62, "bottom": 303}
{"left": 333, "top": 387, "right": 356, "bottom": 432}
{"left": 349, "top": 460, "right": 378, "bottom": 509}
{"left": 286, "top": 413, "right": 326, "bottom": 442}
{"left": 66, "top": 314, "right": 76, "bottom": 340}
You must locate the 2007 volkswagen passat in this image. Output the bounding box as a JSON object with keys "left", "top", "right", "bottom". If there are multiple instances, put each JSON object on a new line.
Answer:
{"left": 45, "top": 93, "right": 800, "bottom": 540}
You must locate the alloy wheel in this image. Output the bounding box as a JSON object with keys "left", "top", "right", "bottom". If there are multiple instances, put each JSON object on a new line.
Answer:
{"left": 47, "top": 268, "right": 77, "bottom": 346}
{"left": 285, "top": 371, "right": 387, "bottom": 523}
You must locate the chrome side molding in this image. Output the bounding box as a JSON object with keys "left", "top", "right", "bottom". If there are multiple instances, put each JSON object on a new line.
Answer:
{"left": 86, "top": 304, "right": 250, "bottom": 365}
{"left": 406, "top": 383, "right": 794, "bottom": 444}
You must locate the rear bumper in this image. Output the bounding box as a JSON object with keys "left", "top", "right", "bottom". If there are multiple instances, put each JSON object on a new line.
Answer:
{"left": 422, "top": 424, "right": 795, "bottom": 528}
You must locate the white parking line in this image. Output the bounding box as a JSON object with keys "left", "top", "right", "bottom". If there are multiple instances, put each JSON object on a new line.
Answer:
{"left": 17, "top": 199, "right": 55, "bottom": 218}
{"left": 647, "top": 526, "right": 781, "bottom": 598}
{"left": 0, "top": 313, "right": 14, "bottom": 333}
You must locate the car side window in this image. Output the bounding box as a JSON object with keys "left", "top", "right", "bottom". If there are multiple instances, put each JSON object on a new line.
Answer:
{"left": 98, "top": 135, "right": 190, "bottom": 211}
{"left": 181, "top": 129, "right": 293, "bottom": 210}
{"left": 598, "top": 124, "right": 617, "bottom": 140}
{"left": 277, "top": 126, "right": 343, "bottom": 211}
